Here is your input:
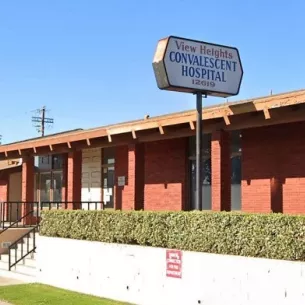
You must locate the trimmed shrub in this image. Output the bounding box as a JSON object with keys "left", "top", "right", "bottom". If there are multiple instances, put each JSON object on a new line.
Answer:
{"left": 39, "top": 210, "right": 305, "bottom": 261}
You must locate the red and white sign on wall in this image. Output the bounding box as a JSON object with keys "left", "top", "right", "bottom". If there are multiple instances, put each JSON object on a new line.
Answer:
{"left": 166, "top": 249, "right": 182, "bottom": 278}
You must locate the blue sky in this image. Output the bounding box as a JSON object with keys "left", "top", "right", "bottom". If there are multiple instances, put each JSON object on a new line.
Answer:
{"left": 0, "top": 0, "right": 304, "bottom": 143}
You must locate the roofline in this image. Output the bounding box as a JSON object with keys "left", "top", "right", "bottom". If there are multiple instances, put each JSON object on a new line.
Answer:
{"left": 2, "top": 128, "right": 84, "bottom": 146}
{"left": 1, "top": 88, "right": 305, "bottom": 156}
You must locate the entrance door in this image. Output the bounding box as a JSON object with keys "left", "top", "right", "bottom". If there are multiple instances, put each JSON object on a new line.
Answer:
{"left": 8, "top": 172, "right": 22, "bottom": 222}
{"left": 102, "top": 147, "right": 115, "bottom": 209}
{"left": 190, "top": 158, "right": 212, "bottom": 210}
{"left": 40, "top": 173, "right": 51, "bottom": 209}
{"left": 52, "top": 171, "right": 63, "bottom": 202}
{"left": 81, "top": 148, "right": 102, "bottom": 210}
{"left": 102, "top": 165, "right": 115, "bottom": 208}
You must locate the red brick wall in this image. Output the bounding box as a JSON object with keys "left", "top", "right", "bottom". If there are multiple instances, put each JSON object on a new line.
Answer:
{"left": 22, "top": 156, "right": 34, "bottom": 202}
{"left": 0, "top": 180, "right": 8, "bottom": 202}
{"left": 242, "top": 121, "right": 305, "bottom": 214}
{"left": 144, "top": 138, "right": 188, "bottom": 211}
{"left": 61, "top": 153, "right": 68, "bottom": 202}
{"left": 115, "top": 144, "right": 144, "bottom": 210}
{"left": 67, "top": 151, "right": 82, "bottom": 208}
{"left": 212, "top": 130, "right": 231, "bottom": 211}
{"left": 21, "top": 156, "right": 35, "bottom": 224}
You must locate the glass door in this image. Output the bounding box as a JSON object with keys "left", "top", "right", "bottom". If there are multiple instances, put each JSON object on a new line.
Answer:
{"left": 40, "top": 173, "right": 52, "bottom": 209}
{"left": 189, "top": 158, "right": 212, "bottom": 210}
{"left": 38, "top": 171, "right": 63, "bottom": 209}
{"left": 188, "top": 135, "right": 212, "bottom": 210}
{"left": 52, "top": 171, "right": 63, "bottom": 206}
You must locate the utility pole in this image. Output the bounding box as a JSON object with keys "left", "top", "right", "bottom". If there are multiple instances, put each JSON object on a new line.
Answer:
{"left": 0, "top": 135, "right": 2, "bottom": 145}
{"left": 32, "top": 106, "right": 54, "bottom": 137}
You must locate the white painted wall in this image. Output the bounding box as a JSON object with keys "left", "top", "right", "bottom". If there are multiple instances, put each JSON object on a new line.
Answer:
{"left": 36, "top": 236, "right": 305, "bottom": 305}
{"left": 81, "top": 148, "right": 102, "bottom": 209}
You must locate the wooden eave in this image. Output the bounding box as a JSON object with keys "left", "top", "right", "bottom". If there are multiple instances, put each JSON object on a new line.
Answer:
{"left": 0, "top": 89, "right": 304, "bottom": 159}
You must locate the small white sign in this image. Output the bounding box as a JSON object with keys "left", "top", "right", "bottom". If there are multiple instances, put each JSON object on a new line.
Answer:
{"left": 118, "top": 176, "right": 126, "bottom": 187}
{"left": 104, "top": 195, "right": 111, "bottom": 202}
{"left": 153, "top": 36, "right": 243, "bottom": 97}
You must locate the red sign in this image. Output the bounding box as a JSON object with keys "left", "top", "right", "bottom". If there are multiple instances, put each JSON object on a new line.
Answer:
{"left": 166, "top": 249, "right": 182, "bottom": 278}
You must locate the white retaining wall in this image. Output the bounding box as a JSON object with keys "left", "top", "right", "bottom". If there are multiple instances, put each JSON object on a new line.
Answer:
{"left": 36, "top": 236, "right": 305, "bottom": 305}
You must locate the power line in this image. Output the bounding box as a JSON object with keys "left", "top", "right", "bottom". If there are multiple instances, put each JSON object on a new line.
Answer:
{"left": 31, "top": 106, "right": 54, "bottom": 137}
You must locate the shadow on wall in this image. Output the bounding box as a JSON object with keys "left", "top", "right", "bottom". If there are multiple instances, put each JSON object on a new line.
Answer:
{"left": 242, "top": 122, "right": 305, "bottom": 214}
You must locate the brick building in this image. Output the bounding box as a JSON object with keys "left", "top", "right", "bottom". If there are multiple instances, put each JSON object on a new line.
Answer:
{"left": 0, "top": 89, "right": 305, "bottom": 216}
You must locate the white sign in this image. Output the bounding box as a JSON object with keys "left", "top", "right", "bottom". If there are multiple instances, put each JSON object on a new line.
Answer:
{"left": 153, "top": 36, "right": 243, "bottom": 97}
{"left": 118, "top": 176, "right": 126, "bottom": 187}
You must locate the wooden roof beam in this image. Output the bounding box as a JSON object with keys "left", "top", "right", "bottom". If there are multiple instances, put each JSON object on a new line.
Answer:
{"left": 4, "top": 151, "right": 8, "bottom": 157}
{"left": 189, "top": 121, "right": 195, "bottom": 130}
{"left": 108, "top": 134, "right": 112, "bottom": 142}
{"left": 223, "top": 114, "right": 231, "bottom": 125}
{"left": 18, "top": 149, "right": 21, "bottom": 156}
{"left": 131, "top": 130, "right": 137, "bottom": 139}
{"left": 158, "top": 125, "right": 164, "bottom": 135}
{"left": 33, "top": 147, "right": 37, "bottom": 154}
{"left": 263, "top": 107, "right": 271, "bottom": 119}
{"left": 86, "top": 138, "right": 91, "bottom": 146}
{"left": 49, "top": 144, "right": 53, "bottom": 152}
{"left": 67, "top": 142, "right": 72, "bottom": 149}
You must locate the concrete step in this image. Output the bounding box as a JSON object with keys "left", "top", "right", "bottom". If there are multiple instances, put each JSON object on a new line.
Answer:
{"left": 0, "top": 231, "right": 38, "bottom": 282}
{"left": 10, "top": 264, "right": 36, "bottom": 277}
{"left": 0, "top": 259, "right": 8, "bottom": 270}
{"left": 7, "top": 248, "right": 36, "bottom": 258}
{"left": 0, "top": 254, "right": 36, "bottom": 267}
{"left": 0, "top": 266, "right": 36, "bottom": 283}
{"left": 0, "top": 259, "right": 37, "bottom": 276}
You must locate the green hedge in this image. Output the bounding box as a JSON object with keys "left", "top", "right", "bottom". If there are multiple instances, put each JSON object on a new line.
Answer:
{"left": 39, "top": 210, "right": 305, "bottom": 261}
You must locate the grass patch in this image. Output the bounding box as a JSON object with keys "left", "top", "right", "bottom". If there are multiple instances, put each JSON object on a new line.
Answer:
{"left": 0, "top": 283, "right": 130, "bottom": 305}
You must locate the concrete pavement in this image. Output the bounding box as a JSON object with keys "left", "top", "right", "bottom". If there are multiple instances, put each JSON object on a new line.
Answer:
{"left": 0, "top": 276, "right": 25, "bottom": 286}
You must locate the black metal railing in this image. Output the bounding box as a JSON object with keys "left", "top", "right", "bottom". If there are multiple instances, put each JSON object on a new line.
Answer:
{"left": 0, "top": 202, "right": 39, "bottom": 230}
{"left": 2, "top": 200, "right": 104, "bottom": 271}
{"left": 40, "top": 201, "right": 105, "bottom": 211}
{"left": 8, "top": 225, "right": 38, "bottom": 271}
{"left": 0, "top": 200, "right": 105, "bottom": 232}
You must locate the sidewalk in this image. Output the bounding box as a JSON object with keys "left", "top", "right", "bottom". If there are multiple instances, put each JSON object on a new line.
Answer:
{"left": 0, "top": 276, "right": 25, "bottom": 287}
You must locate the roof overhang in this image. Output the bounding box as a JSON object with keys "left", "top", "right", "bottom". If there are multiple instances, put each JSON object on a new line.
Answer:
{"left": 0, "top": 89, "right": 305, "bottom": 160}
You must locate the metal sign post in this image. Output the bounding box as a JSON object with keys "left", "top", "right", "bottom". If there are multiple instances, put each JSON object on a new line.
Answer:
{"left": 195, "top": 92, "right": 202, "bottom": 210}
{"left": 195, "top": 92, "right": 206, "bottom": 210}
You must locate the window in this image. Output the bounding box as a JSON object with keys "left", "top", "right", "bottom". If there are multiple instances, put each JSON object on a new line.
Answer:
{"left": 37, "top": 154, "right": 63, "bottom": 171}
{"left": 189, "top": 134, "right": 212, "bottom": 210}
{"left": 103, "top": 147, "right": 115, "bottom": 165}
{"left": 231, "top": 131, "right": 242, "bottom": 210}
{"left": 35, "top": 154, "right": 65, "bottom": 203}
{"left": 52, "top": 155, "right": 63, "bottom": 170}
{"left": 189, "top": 132, "right": 242, "bottom": 211}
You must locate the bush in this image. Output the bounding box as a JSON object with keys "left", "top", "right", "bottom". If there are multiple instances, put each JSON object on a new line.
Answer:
{"left": 39, "top": 210, "right": 305, "bottom": 261}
